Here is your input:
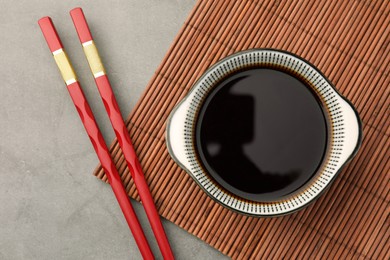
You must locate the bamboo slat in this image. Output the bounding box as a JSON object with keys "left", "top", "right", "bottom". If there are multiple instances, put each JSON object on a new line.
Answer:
{"left": 94, "top": 1, "right": 390, "bottom": 258}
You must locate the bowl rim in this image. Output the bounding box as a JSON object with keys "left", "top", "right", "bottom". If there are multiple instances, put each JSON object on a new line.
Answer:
{"left": 166, "top": 48, "right": 362, "bottom": 217}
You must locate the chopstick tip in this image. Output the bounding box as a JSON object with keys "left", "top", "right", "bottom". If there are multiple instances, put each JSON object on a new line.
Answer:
{"left": 69, "top": 7, "right": 93, "bottom": 44}
{"left": 38, "top": 16, "right": 52, "bottom": 26}
{"left": 38, "top": 16, "right": 64, "bottom": 53}
{"left": 70, "top": 7, "right": 83, "bottom": 15}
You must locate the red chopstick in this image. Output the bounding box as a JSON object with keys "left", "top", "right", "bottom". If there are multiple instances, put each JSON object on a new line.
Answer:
{"left": 38, "top": 17, "right": 154, "bottom": 260}
{"left": 69, "top": 8, "right": 174, "bottom": 260}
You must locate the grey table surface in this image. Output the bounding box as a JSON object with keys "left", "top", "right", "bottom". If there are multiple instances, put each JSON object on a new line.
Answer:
{"left": 0, "top": 1, "right": 228, "bottom": 259}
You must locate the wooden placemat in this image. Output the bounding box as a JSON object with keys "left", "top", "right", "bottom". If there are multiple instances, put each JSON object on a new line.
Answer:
{"left": 94, "top": 0, "right": 389, "bottom": 258}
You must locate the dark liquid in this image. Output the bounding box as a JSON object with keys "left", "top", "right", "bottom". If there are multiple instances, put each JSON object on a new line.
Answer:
{"left": 196, "top": 68, "right": 328, "bottom": 202}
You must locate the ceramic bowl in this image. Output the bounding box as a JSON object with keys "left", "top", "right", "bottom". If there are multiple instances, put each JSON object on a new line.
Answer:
{"left": 166, "top": 49, "right": 361, "bottom": 217}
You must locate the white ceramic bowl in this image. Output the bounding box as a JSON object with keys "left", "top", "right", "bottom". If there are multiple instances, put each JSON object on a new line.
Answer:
{"left": 166, "top": 49, "right": 362, "bottom": 217}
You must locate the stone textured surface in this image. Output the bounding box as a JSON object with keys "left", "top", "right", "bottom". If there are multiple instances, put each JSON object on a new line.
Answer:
{"left": 0, "top": 0, "right": 227, "bottom": 259}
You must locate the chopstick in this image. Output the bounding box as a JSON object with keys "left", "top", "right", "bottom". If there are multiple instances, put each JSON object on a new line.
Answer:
{"left": 69, "top": 8, "right": 174, "bottom": 260}
{"left": 38, "top": 17, "right": 154, "bottom": 260}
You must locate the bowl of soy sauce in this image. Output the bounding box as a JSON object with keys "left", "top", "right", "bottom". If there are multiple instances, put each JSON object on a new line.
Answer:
{"left": 166, "top": 49, "right": 362, "bottom": 217}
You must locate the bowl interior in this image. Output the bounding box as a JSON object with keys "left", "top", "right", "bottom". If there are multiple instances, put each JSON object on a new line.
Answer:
{"left": 193, "top": 65, "right": 331, "bottom": 203}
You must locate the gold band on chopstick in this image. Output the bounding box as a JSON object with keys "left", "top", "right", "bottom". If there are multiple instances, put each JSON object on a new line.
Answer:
{"left": 53, "top": 49, "right": 77, "bottom": 85}
{"left": 82, "top": 40, "right": 106, "bottom": 78}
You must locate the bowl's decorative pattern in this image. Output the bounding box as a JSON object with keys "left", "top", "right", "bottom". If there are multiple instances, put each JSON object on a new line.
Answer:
{"left": 167, "top": 49, "right": 361, "bottom": 216}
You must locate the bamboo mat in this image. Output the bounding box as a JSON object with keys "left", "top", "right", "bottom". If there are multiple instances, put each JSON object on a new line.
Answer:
{"left": 94, "top": 0, "right": 389, "bottom": 258}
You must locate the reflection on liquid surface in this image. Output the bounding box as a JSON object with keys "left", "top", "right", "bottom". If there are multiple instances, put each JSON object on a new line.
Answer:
{"left": 196, "top": 68, "right": 328, "bottom": 202}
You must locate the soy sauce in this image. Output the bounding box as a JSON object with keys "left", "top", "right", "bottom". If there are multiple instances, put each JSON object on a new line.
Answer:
{"left": 195, "top": 68, "right": 328, "bottom": 202}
